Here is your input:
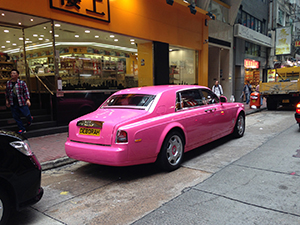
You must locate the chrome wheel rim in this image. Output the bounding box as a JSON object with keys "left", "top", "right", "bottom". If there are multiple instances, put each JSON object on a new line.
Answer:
{"left": 0, "top": 199, "right": 3, "bottom": 221}
{"left": 237, "top": 115, "right": 245, "bottom": 136}
{"left": 166, "top": 135, "right": 183, "bottom": 166}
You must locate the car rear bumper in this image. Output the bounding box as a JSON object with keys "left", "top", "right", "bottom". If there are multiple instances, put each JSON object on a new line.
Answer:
{"left": 295, "top": 113, "right": 300, "bottom": 123}
{"left": 19, "top": 187, "right": 43, "bottom": 210}
{"left": 65, "top": 140, "right": 132, "bottom": 166}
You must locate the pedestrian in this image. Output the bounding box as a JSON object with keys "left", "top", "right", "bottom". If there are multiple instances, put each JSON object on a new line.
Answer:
{"left": 212, "top": 80, "right": 223, "bottom": 97}
{"left": 5, "top": 69, "right": 33, "bottom": 134}
{"left": 242, "top": 80, "right": 252, "bottom": 104}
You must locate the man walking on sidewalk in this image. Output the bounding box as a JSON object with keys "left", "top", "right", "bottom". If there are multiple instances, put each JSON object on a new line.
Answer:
{"left": 5, "top": 69, "right": 33, "bottom": 134}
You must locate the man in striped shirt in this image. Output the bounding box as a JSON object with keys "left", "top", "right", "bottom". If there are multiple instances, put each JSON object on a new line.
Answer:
{"left": 5, "top": 69, "right": 33, "bottom": 134}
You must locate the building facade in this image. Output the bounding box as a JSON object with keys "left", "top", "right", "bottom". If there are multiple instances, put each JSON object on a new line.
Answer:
{"left": 268, "top": 0, "right": 300, "bottom": 70}
{"left": 233, "top": 0, "right": 271, "bottom": 101}
{"left": 0, "top": 0, "right": 210, "bottom": 124}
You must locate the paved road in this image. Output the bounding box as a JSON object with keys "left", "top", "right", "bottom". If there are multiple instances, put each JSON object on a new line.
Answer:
{"left": 134, "top": 114, "right": 300, "bottom": 224}
{"left": 8, "top": 110, "right": 298, "bottom": 225}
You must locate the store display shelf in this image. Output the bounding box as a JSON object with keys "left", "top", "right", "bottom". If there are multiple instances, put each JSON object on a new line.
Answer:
{"left": 103, "top": 70, "right": 117, "bottom": 72}
{"left": 0, "top": 61, "right": 14, "bottom": 64}
{"left": 27, "top": 55, "right": 53, "bottom": 60}
{"left": 21, "top": 73, "right": 55, "bottom": 77}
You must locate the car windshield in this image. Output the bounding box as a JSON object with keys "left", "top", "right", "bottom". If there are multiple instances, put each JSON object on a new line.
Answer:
{"left": 102, "top": 94, "right": 156, "bottom": 108}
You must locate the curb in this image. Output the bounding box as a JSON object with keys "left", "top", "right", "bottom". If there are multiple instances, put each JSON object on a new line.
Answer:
{"left": 41, "top": 157, "right": 77, "bottom": 171}
{"left": 245, "top": 106, "right": 267, "bottom": 115}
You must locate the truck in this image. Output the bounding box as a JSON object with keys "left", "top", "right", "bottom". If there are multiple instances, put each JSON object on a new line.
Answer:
{"left": 260, "top": 66, "right": 300, "bottom": 110}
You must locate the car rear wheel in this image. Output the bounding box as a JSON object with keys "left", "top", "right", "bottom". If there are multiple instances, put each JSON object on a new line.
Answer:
{"left": 233, "top": 113, "right": 245, "bottom": 138}
{"left": 158, "top": 131, "right": 184, "bottom": 171}
{"left": 0, "top": 187, "right": 12, "bottom": 225}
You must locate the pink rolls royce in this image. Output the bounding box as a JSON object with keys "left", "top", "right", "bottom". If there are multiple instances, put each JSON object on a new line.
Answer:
{"left": 65, "top": 85, "right": 245, "bottom": 171}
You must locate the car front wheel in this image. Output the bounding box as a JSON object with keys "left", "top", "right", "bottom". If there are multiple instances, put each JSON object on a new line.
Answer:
{"left": 0, "top": 187, "right": 12, "bottom": 225}
{"left": 158, "top": 131, "right": 184, "bottom": 171}
{"left": 233, "top": 113, "right": 245, "bottom": 138}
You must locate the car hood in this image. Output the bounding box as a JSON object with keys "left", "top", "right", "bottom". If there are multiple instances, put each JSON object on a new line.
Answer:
{"left": 69, "top": 108, "right": 149, "bottom": 145}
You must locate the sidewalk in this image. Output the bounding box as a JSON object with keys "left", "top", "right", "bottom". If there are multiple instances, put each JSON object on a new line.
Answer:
{"left": 29, "top": 98, "right": 267, "bottom": 170}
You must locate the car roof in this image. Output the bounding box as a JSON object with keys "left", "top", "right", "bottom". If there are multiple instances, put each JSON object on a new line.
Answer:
{"left": 113, "top": 85, "right": 208, "bottom": 96}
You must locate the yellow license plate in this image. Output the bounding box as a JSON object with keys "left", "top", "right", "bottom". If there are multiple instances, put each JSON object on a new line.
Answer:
{"left": 79, "top": 127, "right": 100, "bottom": 136}
{"left": 282, "top": 99, "right": 289, "bottom": 103}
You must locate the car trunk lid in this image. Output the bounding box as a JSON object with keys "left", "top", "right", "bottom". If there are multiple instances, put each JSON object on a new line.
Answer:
{"left": 69, "top": 108, "right": 148, "bottom": 145}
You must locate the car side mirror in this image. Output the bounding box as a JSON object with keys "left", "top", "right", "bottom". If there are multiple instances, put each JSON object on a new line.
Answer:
{"left": 220, "top": 96, "right": 227, "bottom": 103}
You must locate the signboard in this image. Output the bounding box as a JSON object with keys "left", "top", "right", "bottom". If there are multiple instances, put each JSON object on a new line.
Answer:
{"left": 69, "top": 47, "right": 87, "bottom": 54}
{"left": 244, "top": 59, "right": 259, "bottom": 69}
{"left": 267, "top": 69, "right": 276, "bottom": 82}
{"left": 276, "top": 27, "right": 291, "bottom": 55}
{"left": 295, "top": 41, "right": 300, "bottom": 47}
{"left": 50, "top": 0, "right": 110, "bottom": 23}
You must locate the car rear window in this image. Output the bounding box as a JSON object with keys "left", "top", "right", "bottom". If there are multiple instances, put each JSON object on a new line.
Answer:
{"left": 102, "top": 94, "right": 156, "bottom": 107}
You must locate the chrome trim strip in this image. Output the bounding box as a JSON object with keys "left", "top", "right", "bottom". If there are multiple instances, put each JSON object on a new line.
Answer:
{"left": 77, "top": 120, "right": 103, "bottom": 128}
{"left": 70, "top": 140, "right": 111, "bottom": 147}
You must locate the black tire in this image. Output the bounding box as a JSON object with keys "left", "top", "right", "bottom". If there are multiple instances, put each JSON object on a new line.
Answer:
{"left": 267, "top": 98, "right": 277, "bottom": 110}
{"left": 0, "top": 187, "right": 12, "bottom": 225}
{"left": 233, "top": 113, "right": 245, "bottom": 138}
{"left": 157, "top": 131, "right": 184, "bottom": 172}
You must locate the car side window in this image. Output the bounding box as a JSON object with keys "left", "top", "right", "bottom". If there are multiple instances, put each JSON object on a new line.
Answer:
{"left": 178, "top": 89, "right": 203, "bottom": 109}
{"left": 200, "top": 89, "right": 220, "bottom": 105}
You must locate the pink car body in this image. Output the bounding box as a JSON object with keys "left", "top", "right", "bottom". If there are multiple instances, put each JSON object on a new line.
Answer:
{"left": 65, "top": 85, "right": 245, "bottom": 171}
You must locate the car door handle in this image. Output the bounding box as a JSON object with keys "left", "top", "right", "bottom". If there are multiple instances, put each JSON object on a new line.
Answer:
{"left": 205, "top": 108, "right": 216, "bottom": 112}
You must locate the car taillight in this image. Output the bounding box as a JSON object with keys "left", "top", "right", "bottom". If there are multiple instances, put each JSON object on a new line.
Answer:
{"left": 116, "top": 130, "right": 128, "bottom": 143}
{"left": 296, "top": 103, "right": 300, "bottom": 114}
{"left": 10, "top": 140, "right": 33, "bottom": 156}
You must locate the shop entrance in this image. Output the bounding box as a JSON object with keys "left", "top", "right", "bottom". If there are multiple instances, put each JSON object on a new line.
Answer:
{"left": 208, "top": 46, "right": 230, "bottom": 97}
{"left": 244, "top": 59, "right": 260, "bottom": 92}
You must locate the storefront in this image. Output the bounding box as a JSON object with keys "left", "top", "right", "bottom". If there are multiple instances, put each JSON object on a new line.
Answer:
{"left": 233, "top": 24, "right": 272, "bottom": 101}
{"left": 0, "top": 0, "right": 210, "bottom": 124}
{"left": 244, "top": 59, "right": 260, "bottom": 91}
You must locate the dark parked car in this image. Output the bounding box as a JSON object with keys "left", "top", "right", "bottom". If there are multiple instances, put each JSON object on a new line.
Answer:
{"left": 0, "top": 130, "right": 43, "bottom": 225}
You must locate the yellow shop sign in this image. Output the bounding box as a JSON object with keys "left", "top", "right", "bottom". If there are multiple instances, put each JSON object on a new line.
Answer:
{"left": 50, "top": 0, "right": 110, "bottom": 22}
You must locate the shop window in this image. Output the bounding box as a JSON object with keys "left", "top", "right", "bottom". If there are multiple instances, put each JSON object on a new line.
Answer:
{"left": 51, "top": 21, "right": 148, "bottom": 90}
{"left": 169, "top": 46, "right": 196, "bottom": 85}
{"left": 0, "top": 27, "right": 24, "bottom": 92}
{"left": 239, "top": 10, "right": 264, "bottom": 34}
{"left": 247, "top": 14, "right": 251, "bottom": 27}
{"left": 257, "top": 20, "right": 261, "bottom": 33}
{"left": 278, "top": 8, "right": 284, "bottom": 26}
{"left": 262, "top": 20, "right": 266, "bottom": 35}
{"left": 253, "top": 19, "right": 257, "bottom": 31}
{"left": 242, "top": 11, "right": 247, "bottom": 26}
{"left": 0, "top": 12, "right": 55, "bottom": 92}
{"left": 245, "top": 41, "right": 261, "bottom": 57}
{"left": 250, "top": 17, "right": 254, "bottom": 30}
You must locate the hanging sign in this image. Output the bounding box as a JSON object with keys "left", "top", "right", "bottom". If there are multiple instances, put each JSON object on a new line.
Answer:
{"left": 244, "top": 59, "right": 259, "bottom": 69}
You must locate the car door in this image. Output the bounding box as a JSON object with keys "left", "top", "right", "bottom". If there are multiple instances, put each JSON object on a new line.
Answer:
{"left": 176, "top": 89, "right": 212, "bottom": 148}
{"left": 200, "top": 88, "right": 230, "bottom": 138}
